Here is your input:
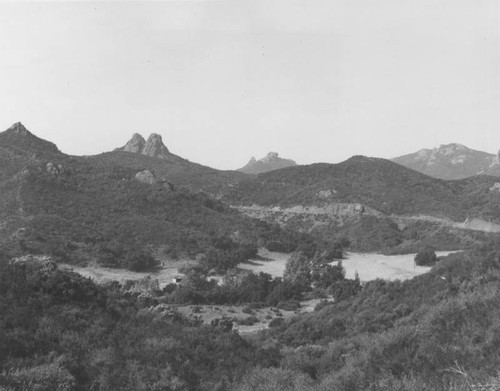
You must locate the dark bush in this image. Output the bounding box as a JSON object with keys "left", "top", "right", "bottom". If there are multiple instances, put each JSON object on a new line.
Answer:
{"left": 269, "top": 318, "right": 285, "bottom": 328}
{"left": 277, "top": 300, "right": 301, "bottom": 311}
{"left": 414, "top": 246, "right": 438, "bottom": 266}
{"left": 237, "top": 316, "right": 259, "bottom": 326}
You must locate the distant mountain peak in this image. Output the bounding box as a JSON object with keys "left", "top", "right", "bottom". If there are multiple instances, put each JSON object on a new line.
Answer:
{"left": 6, "top": 122, "right": 31, "bottom": 136}
{"left": 393, "top": 143, "right": 500, "bottom": 180}
{"left": 261, "top": 152, "right": 280, "bottom": 163}
{"left": 0, "top": 122, "right": 60, "bottom": 156}
{"left": 434, "top": 143, "right": 469, "bottom": 156}
{"left": 120, "top": 132, "right": 171, "bottom": 159}
{"left": 238, "top": 152, "right": 297, "bottom": 174}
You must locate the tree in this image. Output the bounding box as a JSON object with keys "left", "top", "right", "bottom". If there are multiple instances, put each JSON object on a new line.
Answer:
{"left": 414, "top": 246, "right": 438, "bottom": 266}
{"left": 284, "top": 251, "right": 312, "bottom": 286}
{"left": 312, "top": 262, "right": 345, "bottom": 289}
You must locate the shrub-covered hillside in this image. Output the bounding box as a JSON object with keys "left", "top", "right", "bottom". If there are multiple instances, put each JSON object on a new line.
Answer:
{"left": 0, "top": 253, "right": 258, "bottom": 390}
{"left": 3, "top": 239, "right": 500, "bottom": 390}
{"left": 95, "top": 150, "right": 247, "bottom": 193}
{"left": 243, "top": 245, "right": 500, "bottom": 391}
{"left": 223, "top": 156, "right": 500, "bottom": 222}
{"left": 0, "top": 123, "right": 301, "bottom": 268}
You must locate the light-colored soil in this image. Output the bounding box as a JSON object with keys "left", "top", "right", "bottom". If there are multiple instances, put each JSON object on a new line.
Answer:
{"left": 239, "top": 249, "right": 457, "bottom": 282}
{"left": 60, "top": 259, "right": 196, "bottom": 288}
{"left": 62, "top": 249, "right": 457, "bottom": 333}
{"left": 334, "top": 251, "right": 455, "bottom": 282}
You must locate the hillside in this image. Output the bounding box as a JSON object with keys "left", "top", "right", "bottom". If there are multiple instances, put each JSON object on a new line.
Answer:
{"left": 222, "top": 156, "right": 500, "bottom": 251}
{"left": 238, "top": 152, "right": 297, "bottom": 175}
{"left": 393, "top": 143, "right": 500, "bottom": 180}
{"left": 97, "top": 132, "right": 247, "bottom": 192}
{"left": 224, "top": 156, "right": 500, "bottom": 219}
{"left": 0, "top": 123, "right": 267, "bottom": 268}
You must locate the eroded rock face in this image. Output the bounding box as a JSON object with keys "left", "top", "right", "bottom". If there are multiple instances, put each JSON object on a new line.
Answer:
{"left": 134, "top": 170, "right": 157, "bottom": 185}
{"left": 120, "top": 133, "right": 172, "bottom": 159}
{"left": 123, "top": 133, "right": 146, "bottom": 153}
{"left": 237, "top": 202, "right": 380, "bottom": 228}
{"left": 143, "top": 133, "right": 170, "bottom": 158}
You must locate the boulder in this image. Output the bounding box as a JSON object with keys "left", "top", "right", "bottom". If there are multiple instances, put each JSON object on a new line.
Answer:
{"left": 134, "top": 170, "right": 157, "bottom": 185}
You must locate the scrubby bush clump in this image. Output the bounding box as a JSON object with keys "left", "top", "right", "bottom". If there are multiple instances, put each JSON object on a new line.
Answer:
{"left": 414, "top": 245, "right": 438, "bottom": 266}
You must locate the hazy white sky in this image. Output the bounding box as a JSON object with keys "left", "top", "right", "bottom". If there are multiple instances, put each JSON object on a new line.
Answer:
{"left": 0, "top": 0, "right": 499, "bottom": 169}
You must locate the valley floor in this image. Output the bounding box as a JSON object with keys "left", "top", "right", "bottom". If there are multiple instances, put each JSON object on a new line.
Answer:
{"left": 240, "top": 249, "right": 457, "bottom": 281}
{"left": 60, "top": 249, "right": 458, "bottom": 333}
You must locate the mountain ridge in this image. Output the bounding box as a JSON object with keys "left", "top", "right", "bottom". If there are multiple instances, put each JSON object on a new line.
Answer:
{"left": 0, "top": 123, "right": 262, "bottom": 268}
{"left": 222, "top": 155, "right": 500, "bottom": 251}
{"left": 238, "top": 152, "right": 297, "bottom": 174}
{"left": 393, "top": 143, "right": 500, "bottom": 180}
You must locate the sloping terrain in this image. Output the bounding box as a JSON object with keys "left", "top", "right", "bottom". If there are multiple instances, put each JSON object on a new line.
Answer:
{"left": 96, "top": 133, "right": 247, "bottom": 193}
{"left": 222, "top": 156, "right": 500, "bottom": 251}
{"left": 393, "top": 143, "right": 500, "bottom": 180}
{"left": 0, "top": 124, "right": 261, "bottom": 267}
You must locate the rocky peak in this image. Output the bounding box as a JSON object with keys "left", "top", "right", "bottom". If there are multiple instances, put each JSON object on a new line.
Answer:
{"left": 393, "top": 143, "right": 499, "bottom": 180}
{"left": 123, "top": 133, "right": 146, "bottom": 154}
{"left": 238, "top": 151, "right": 297, "bottom": 174}
{"left": 143, "top": 133, "right": 170, "bottom": 158}
{"left": 434, "top": 143, "right": 468, "bottom": 156}
{"left": 6, "top": 122, "right": 31, "bottom": 136}
{"left": 262, "top": 152, "right": 280, "bottom": 163}
{"left": 120, "top": 132, "right": 172, "bottom": 159}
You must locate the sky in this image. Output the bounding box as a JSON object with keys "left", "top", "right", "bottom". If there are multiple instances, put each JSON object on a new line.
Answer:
{"left": 0, "top": 0, "right": 499, "bottom": 170}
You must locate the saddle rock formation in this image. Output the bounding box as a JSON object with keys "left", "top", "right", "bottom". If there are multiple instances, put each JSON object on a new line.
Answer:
{"left": 120, "top": 132, "right": 173, "bottom": 160}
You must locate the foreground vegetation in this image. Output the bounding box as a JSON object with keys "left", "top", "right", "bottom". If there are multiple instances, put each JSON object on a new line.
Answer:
{"left": 3, "top": 239, "right": 500, "bottom": 390}
{"left": 3, "top": 124, "right": 500, "bottom": 390}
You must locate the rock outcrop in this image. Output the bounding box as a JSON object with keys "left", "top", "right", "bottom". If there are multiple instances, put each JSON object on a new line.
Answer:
{"left": 238, "top": 152, "right": 297, "bottom": 174}
{"left": 46, "top": 162, "right": 64, "bottom": 176}
{"left": 6, "top": 122, "right": 31, "bottom": 136}
{"left": 123, "top": 133, "right": 146, "bottom": 153}
{"left": 134, "top": 170, "right": 158, "bottom": 185}
{"left": 143, "top": 133, "right": 170, "bottom": 158}
{"left": 119, "top": 133, "right": 173, "bottom": 160}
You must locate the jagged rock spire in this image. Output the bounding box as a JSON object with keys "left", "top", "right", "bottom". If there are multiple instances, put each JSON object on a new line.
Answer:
{"left": 143, "top": 133, "right": 170, "bottom": 158}
{"left": 123, "top": 133, "right": 146, "bottom": 153}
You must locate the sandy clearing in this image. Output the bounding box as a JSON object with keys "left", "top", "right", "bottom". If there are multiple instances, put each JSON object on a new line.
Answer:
{"left": 335, "top": 251, "right": 456, "bottom": 281}
{"left": 239, "top": 250, "right": 458, "bottom": 282}
{"left": 60, "top": 259, "right": 196, "bottom": 288}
